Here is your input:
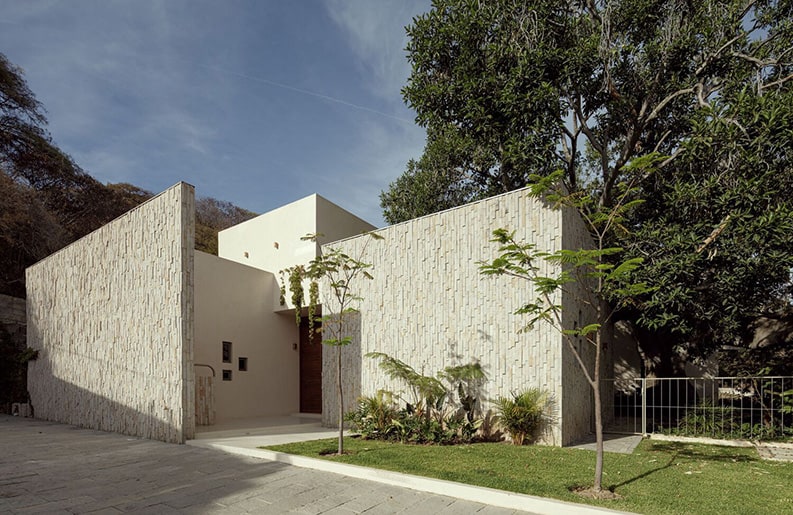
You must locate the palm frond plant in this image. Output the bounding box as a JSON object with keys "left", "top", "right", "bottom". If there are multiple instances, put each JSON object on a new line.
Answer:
{"left": 494, "top": 388, "right": 549, "bottom": 445}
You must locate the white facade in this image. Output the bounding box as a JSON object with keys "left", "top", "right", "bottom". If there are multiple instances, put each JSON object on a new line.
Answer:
{"left": 194, "top": 251, "right": 298, "bottom": 422}
{"left": 218, "top": 194, "right": 375, "bottom": 312}
{"left": 27, "top": 186, "right": 606, "bottom": 446}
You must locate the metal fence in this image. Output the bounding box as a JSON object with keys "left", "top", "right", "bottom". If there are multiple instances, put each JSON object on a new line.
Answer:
{"left": 605, "top": 376, "right": 793, "bottom": 441}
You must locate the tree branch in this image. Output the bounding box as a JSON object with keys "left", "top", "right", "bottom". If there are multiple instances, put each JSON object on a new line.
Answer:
{"left": 696, "top": 215, "right": 732, "bottom": 254}
{"left": 761, "top": 73, "right": 793, "bottom": 90}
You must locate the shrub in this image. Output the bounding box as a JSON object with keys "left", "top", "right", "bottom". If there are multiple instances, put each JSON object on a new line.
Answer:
{"left": 345, "top": 390, "right": 398, "bottom": 440}
{"left": 494, "top": 388, "right": 549, "bottom": 445}
{"left": 665, "top": 399, "right": 793, "bottom": 441}
{"left": 347, "top": 355, "right": 495, "bottom": 444}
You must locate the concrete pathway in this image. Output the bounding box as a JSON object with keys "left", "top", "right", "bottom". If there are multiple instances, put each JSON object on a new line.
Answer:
{"left": 1, "top": 416, "right": 536, "bottom": 514}
{"left": 568, "top": 434, "right": 643, "bottom": 454}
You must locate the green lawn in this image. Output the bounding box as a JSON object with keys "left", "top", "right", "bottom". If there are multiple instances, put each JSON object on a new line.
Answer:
{"left": 264, "top": 438, "right": 793, "bottom": 514}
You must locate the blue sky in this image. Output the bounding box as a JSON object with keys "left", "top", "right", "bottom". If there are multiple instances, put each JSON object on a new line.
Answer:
{"left": 0, "top": 1, "right": 431, "bottom": 226}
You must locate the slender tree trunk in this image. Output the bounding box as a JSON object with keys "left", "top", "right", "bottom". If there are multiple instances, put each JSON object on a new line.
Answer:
{"left": 593, "top": 329, "right": 604, "bottom": 492}
{"left": 337, "top": 345, "right": 344, "bottom": 455}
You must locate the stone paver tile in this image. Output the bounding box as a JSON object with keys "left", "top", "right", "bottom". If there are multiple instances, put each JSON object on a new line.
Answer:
{"left": 0, "top": 494, "right": 53, "bottom": 511}
{"left": 333, "top": 491, "right": 391, "bottom": 513}
{"left": 117, "top": 502, "right": 184, "bottom": 514}
{"left": 210, "top": 495, "right": 274, "bottom": 513}
{"left": 475, "top": 505, "right": 526, "bottom": 514}
{"left": 317, "top": 506, "right": 360, "bottom": 515}
{"left": 81, "top": 507, "right": 124, "bottom": 514}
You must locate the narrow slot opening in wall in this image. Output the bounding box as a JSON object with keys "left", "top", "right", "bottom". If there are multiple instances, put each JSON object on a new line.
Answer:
{"left": 222, "top": 341, "right": 232, "bottom": 363}
{"left": 238, "top": 357, "right": 248, "bottom": 371}
{"left": 222, "top": 369, "right": 232, "bottom": 381}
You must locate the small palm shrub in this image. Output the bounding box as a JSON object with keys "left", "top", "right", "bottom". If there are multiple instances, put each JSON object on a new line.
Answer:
{"left": 345, "top": 390, "right": 398, "bottom": 440}
{"left": 494, "top": 388, "right": 549, "bottom": 445}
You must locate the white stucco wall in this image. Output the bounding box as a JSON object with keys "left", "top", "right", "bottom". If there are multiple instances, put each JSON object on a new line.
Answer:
{"left": 321, "top": 188, "right": 579, "bottom": 444}
{"left": 218, "top": 194, "right": 375, "bottom": 313}
{"left": 26, "top": 183, "right": 195, "bottom": 443}
{"left": 194, "top": 251, "right": 299, "bottom": 423}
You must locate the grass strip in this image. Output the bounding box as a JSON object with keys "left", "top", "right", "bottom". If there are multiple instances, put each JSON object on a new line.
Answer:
{"left": 264, "top": 438, "right": 793, "bottom": 514}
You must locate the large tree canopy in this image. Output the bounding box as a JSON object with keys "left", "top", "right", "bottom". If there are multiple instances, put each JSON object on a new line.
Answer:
{"left": 385, "top": 0, "right": 793, "bottom": 371}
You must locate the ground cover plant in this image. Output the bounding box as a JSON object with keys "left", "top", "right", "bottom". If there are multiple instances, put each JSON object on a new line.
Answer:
{"left": 264, "top": 438, "right": 793, "bottom": 514}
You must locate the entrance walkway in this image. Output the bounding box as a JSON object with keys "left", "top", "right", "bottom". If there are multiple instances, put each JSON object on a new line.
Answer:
{"left": 0, "top": 416, "right": 634, "bottom": 514}
{"left": 0, "top": 415, "right": 528, "bottom": 514}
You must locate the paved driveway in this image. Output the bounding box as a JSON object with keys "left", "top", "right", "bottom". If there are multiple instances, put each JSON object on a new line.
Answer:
{"left": 0, "top": 416, "right": 527, "bottom": 514}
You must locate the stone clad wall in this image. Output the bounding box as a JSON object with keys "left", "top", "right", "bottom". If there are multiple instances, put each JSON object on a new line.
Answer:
{"left": 26, "top": 183, "right": 195, "bottom": 444}
{"left": 559, "top": 206, "right": 606, "bottom": 445}
{"left": 322, "top": 188, "right": 572, "bottom": 444}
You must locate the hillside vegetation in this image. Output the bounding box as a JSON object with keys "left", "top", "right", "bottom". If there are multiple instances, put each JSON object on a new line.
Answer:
{"left": 0, "top": 52, "right": 255, "bottom": 298}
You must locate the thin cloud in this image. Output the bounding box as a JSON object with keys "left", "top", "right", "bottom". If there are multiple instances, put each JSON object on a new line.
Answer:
{"left": 325, "top": 0, "right": 430, "bottom": 104}
{"left": 199, "top": 64, "right": 414, "bottom": 124}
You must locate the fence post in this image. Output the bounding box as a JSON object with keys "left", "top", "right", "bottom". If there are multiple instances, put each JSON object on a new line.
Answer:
{"left": 641, "top": 377, "right": 648, "bottom": 436}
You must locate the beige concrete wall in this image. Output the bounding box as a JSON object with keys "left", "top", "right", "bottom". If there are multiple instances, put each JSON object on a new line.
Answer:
{"left": 321, "top": 188, "right": 574, "bottom": 444}
{"left": 26, "top": 183, "right": 195, "bottom": 443}
{"left": 194, "top": 251, "right": 299, "bottom": 423}
{"left": 218, "top": 195, "right": 318, "bottom": 282}
{"left": 218, "top": 194, "right": 374, "bottom": 313}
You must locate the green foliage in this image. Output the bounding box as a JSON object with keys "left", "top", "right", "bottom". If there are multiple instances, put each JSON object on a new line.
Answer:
{"left": 666, "top": 399, "right": 793, "bottom": 442}
{"left": 288, "top": 266, "right": 306, "bottom": 325}
{"left": 494, "top": 389, "right": 551, "bottom": 445}
{"left": 194, "top": 196, "right": 257, "bottom": 255}
{"left": 367, "top": 352, "right": 446, "bottom": 413}
{"left": 387, "top": 0, "right": 793, "bottom": 374}
{"left": 344, "top": 390, "right": 398, "bottom": 440}
{"left": 278, "top": 271, "right": 287, "bottom": 306}
{"left": 349, "top": 353, "right": 491, "bottom": 445}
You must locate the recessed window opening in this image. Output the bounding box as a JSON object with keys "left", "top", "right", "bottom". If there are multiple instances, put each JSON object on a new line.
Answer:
{"left": 222, "top": 341, "right": 232, "bottom": 363}
{"left": 222, "top": 369, "right": 232, "bottom": 381}
{"left": 238, "top": 357, "right": 248, "bottom": 371}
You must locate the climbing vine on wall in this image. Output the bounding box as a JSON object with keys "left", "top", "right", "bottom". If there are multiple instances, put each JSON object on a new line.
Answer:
{"left": 289, "top": 266, "right": 305, "bottom": 326}
{"left": 307, "top": 280, "right": 319, "bottom": 341}
{"left": 278, "top": 271, "right": 286, "bottom": 306}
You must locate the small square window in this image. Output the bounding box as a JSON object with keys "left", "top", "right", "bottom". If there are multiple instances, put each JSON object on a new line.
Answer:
{"left": 222, "top": 341, "right": 232, "bottom": 363}
{"left": 222, "top": 369, "right": 232, "bottom": 381}
{"left": 238, "top": 357, "right": 248, "bottom": 371}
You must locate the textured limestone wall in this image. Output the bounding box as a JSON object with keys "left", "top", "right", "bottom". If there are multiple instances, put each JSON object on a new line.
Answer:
{"left": 322, "top": 188, "right": 573, "bottom": 444}
{"left": 559, "top": 206, "right": 608, "bottom": 445}
{"left": 26, "top": 183, "right": 195, "bottom": 443}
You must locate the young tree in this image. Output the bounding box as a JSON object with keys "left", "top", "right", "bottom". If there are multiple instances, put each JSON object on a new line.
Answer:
{"left": 287, "top": 232, "right": 382, "bottom": 455}
{"left": 388, "top": 0, "right": 793, "bottom": 370}
{"left": 480, "top": 167, "right": 654, "bottom": 495}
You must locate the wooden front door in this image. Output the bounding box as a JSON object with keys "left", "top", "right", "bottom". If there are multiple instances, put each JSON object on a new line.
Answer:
{"left": 299, "top": 317, "right": 322, "bottom": 413}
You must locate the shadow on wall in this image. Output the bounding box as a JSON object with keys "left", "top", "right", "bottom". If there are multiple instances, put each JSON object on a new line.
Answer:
{"left": 27, "top": 338, "right": 188, "bottom": 444}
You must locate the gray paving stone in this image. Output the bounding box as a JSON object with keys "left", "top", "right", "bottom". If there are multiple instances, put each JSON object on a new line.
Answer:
{"left": 0, "top": 415, "right": 542, "bottom": 515}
